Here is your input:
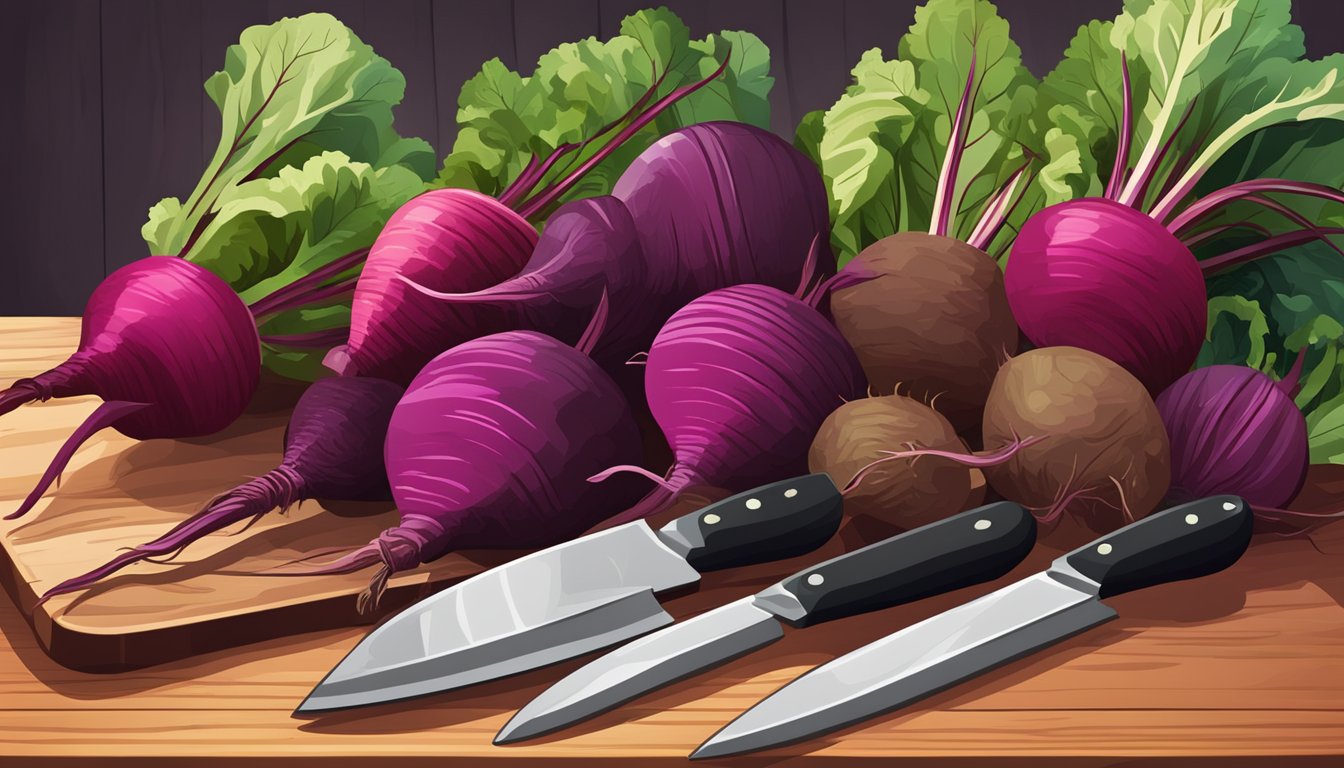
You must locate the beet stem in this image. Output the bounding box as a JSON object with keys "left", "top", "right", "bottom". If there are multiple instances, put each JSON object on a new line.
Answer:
{"left": 1105, "top": 56, "right": 1134, "bottom": 202}
{"left": 515, "top": 52, "right": 733, "bottom": 220}
{"left": 929, "top": 48, "right": 978, "bottom": 239}
{"left": 1199, "top": 227, "right": 1344, "bottom": 276}
{"left": 1278, "top": 346, "right": 1308, "bottom": 397}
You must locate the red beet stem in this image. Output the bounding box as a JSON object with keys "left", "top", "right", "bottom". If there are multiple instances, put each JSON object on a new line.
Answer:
{"left": 1278, "top": 347, "right": 1308, "bottom": 397}
{"left": 6, "top": 400, "right": 149, "bottom": 520}
{"left": 36, "top": 465, "right": 306, "bottom": 605}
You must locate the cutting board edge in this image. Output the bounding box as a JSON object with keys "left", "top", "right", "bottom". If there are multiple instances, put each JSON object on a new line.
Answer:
{"left": 0, "top": 547, "right": 468, "bottom": 673}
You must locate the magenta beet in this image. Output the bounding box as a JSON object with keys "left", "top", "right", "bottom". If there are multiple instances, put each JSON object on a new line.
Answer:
{"left": 405, "top": 123, "right": 837, "bottom": 373}
{"left": 614, "top": 122, "right": 835, "bottom": 310}
{"left": 298, "top": 323, "right": 644, "bottom": 610}
{"left": 0, "top": 257, "right": 261, "bottom": 519}
{"left": 1006, "top": 199, "right": 1208, "bottom": 395}
{"left": 594, "top": 284, "right": 867, "bottom": 525}
{"left": 324, "top": 189, "right": 538, "bottom": 385}
{"left": 1156, "top": 364, "right": 1309, "bottom": 510}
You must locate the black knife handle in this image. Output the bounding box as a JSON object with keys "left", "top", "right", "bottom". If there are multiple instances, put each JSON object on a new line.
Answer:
{"left": 768, "top": 502, "right": 1036, "bottom": 627}
{"left": 1063, "top": 496, "right": 1253, "bottom": 599}
{"left": 658, "top": 474, "right": 843, "bottom": 572}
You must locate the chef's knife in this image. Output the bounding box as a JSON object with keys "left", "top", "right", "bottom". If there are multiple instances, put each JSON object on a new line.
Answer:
{"left": 496, "top": 501, "right": 1037, "bottom": 743}
{"left": 691, "top": 495, "right": 1253, "bottom": 759}
{"left": 294, "top": 474, "right": 844, "bottom": 713}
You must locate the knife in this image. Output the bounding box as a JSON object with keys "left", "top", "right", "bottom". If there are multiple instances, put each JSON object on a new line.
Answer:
{"left": 690, "top": 495, "right": 1253, "bottom": 758}
{"left": 294, "top": 473, "right": 845, "bottom": 713}
{"left": 496, "top": 501, "right": 1038, "bottom": 743}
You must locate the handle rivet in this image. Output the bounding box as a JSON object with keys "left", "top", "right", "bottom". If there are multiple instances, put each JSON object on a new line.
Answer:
{"left": 1185, "top": 513, "right": 1199, "bottom": 525}
{"left": 807, "top": 573, "right": 825, "bottom": 586}
{"left": 745, "top": 498, "right": 762, "bottom": 510}
{"left": 974, "top": 519, "right": 992, "bottom": 531}
{"left": 1097, "top": 543, "right": 1113, "bottom": 556}
{"left": 703, "top": 513, "right": 721, "bottom": 525}
{"left": 1222, "top": 501, "right": 1237, "bottom": 511}
{"left": 784, "top": 488, "right": 798, "bottom": 498}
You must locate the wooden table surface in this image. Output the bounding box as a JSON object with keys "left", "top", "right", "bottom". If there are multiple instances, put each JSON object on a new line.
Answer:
{"left": 2, "top": 318, "right": 1344, "bottom": 766}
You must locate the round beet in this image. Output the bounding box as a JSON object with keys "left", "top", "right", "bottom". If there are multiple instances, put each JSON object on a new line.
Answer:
{"left": 301, "top": 330, "right": 644, "bottom": 610}
{"left": 830, "top": 233, "right": 1018, "bottom": 433}
{"left": 982, "top": 346, "right": 1171, "bottom": 536}
{"left": 0, "top": 257, "right": 261, "bottom": 519}
{"left": 809, "top": 395, "right": 987, "bottom": 538}
{"left": 325, "top": 189, "right": 538, "bottom": 384}
{"left": 1157, "top": 364, "right": 1309, "bottom": 509}
{"left": 1006, "top": 198, "right": 1208, "bottom": 395}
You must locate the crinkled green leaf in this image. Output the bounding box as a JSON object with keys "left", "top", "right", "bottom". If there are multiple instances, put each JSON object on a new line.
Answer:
{"left": 145, "top": 13, "right": 432, "bottom": 258}
{"left": 801, "top": 0, "right": 1040, "bottom": 265}
{"left": 1203, "top": 242, "right": 1344, "bottom": 462}
{"left": 431, "top": 7, "right": 772, "bottom": 206}
{"left": 181, "top": 151, "right": 423, "bottom": 379}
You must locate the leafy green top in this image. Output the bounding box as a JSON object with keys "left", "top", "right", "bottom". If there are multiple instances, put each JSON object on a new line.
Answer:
{"left": 433, "top": 7, "right": 772, "bottom": 207}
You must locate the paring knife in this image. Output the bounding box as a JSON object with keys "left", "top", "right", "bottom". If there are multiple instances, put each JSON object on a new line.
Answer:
{"left": 496, "top": 501, "right": 1037, "bottom": 743}
{"left": 294, "top": 474, "right": 844, "bottom": 713}
{"left": 691, "top": 495, "right": 1253, "bottom": 759}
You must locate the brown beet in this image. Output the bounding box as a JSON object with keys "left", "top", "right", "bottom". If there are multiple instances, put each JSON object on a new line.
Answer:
{"left": 982, "top": 346, "right": 1171, "bottom": 543}
{"left": 830, "top": 232, "right": 1018, "bottom": 435}
{"left": 809, "top": 395, "right": 987, "bottom": 542}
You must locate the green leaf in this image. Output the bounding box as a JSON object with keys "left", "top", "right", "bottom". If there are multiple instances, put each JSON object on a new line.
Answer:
{"left": 148, "top": 13, "right": 433, "bottom": 259}
{"left": 1203, "top": 242, "right": 1344, "bottom": 462}
{"left": 431, "top": 7, "right": 773, "bottom": 206}
{"left": 801, "top": 0, "right": 1039, "bottom": 264}
{"left": 183, "top": 151, "right": 423, "bottom": 379}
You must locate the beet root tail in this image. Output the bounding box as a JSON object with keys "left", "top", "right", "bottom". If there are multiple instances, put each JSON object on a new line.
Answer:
{"left": 396, "top": 273, "right": 554, "bottom": 305}
{"left": 6, "top": 400, "right": 149, "bottom": 520}
{"left": 841, "top": 435, "right": 1042, "bottom": 496}
{"left": 257, "top": 523, "right": 435, "bottom": 614}
{"left": 0, "top": 361, "right": 87, "bottom": 419}
{"left": 35, "top": 466, "right": 306, "bottom": 605}
{"left": 0, "top": 384, "right": 38, "bottom": 419}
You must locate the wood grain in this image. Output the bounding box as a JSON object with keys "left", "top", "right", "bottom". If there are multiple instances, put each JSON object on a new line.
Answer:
{"left": 0, "top": 317, "right": 1342, "bottom": 764}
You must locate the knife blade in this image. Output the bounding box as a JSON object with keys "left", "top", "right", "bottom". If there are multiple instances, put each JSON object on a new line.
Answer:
{"left": 294, "top": 473, "right": 844, "bottom": 713}
{"left": 496, "top": 501, "right": 1037, "bottom": 743}
{"left": 690, "top": 495, "right": 1253, "bottom": 759}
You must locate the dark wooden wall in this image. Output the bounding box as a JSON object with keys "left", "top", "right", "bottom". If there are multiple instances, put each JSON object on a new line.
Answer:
{"left": 2, "top": 0, "right": 1340, "bottom": 314}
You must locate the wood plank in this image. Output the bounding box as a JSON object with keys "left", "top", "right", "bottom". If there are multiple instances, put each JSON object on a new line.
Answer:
{"left": 432, "top": 0, "right": 518, "bottom": 156}
{"left": 0, "top": 1, "right": 105, "bottom": 315}
{"left": 100, "top": 0, "right": 205, "bottom": 271}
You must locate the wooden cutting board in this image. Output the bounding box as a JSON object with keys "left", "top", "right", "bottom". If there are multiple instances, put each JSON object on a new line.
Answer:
{"left": 0, "top": 318, "right": 538, "bottom": 671}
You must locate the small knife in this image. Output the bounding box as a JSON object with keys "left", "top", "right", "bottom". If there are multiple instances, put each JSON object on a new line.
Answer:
{"left": 294, "top": 473, "right": 844, "bottom": 713}
{"left": 496, "top": 501, "right": 1037, "bottom": 743}
{"left": 691, "top": 495, "right": 1253, "bottom": 759}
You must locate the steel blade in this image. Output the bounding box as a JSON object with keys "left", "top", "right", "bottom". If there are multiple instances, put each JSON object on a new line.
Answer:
{"left": 497, "top": 597, "right": 784, "bottom": 743}
{"left": 692, "top": 571, "right": 1117, "bottom": 758}
{"left": 296, "top": 522, "right": 703, "bottom": 713}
